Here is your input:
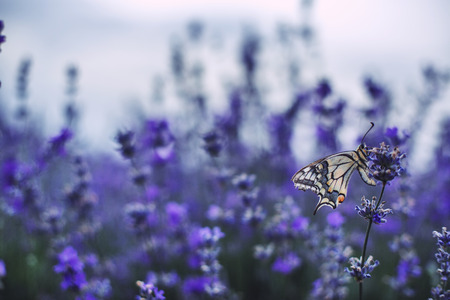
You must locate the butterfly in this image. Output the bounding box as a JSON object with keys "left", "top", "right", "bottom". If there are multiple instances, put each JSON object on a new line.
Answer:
{"left": 292, "top": 123, "right": 376, "bottom": 214}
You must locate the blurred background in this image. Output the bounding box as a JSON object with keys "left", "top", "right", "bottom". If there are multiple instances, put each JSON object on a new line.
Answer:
{"left": 1, "top": 0, "right": 450, "bottom": 172}
{"left": 1, "top": 1, "right": 450, "bottom": 299}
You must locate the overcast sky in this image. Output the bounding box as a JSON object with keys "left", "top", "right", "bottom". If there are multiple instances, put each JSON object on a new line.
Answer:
{"left": 1, "top": 0, "right": 450, "bottom": 169}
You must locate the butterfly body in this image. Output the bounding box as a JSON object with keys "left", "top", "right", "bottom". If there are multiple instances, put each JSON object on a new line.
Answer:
{"left": 292, "top": 144, "right": 376, "bottom": 214}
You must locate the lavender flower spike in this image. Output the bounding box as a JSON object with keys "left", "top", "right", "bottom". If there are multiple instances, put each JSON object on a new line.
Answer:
{"left": 429, "top": 227, "right": 450, "bottom": 300}
{"left": 136, "top": 281, "right": 166, "bottom": 300}
{"left": 355, "top": 196, "right": 393, "bottom": 224}
{"left": 0, "top": 20, "right": 5, "bottom": 53}
{"left": 345, "top": 255, "right": 380, "bottom": 283}
{"left": 368, "top": 142, "right": 406, "bottom": 183}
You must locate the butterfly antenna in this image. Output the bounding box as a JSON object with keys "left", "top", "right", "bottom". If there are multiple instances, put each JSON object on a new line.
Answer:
{"left": 360, "top": 122, "right": 375, "bottom": 144}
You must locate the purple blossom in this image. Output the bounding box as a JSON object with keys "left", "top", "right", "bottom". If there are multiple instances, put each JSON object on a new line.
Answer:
{"left": 202, "top": 131, "right": 223, "bottom": 157}
{"left": 182, "top": 276, "right": 211, "bottom": 295}
{"left": 215, "top": 89, "right": 242, "bottom": 143}
{"left": 136, "top": 281, "right": 165, "bottom": 300}
{"left": 54, "top": 246, "right": 87, "bottom": 291}
{"left": 272, "top": 252, "right": 301, "bottom": 274}
{"left": 345, "top": 256, "right": 380, "bottom": 283}
{"left": 368, "top": 142, "right": 406, "bottom": 183}
{"left": 364, "top": 77, "right": 386, "bottom": 100}
{"left": 1, "top": 157, "right": 18, "bottom": 189}
{"left": 355, "top": 196, "right": 393, "bottom": 225}
{"left": 385, "top": 127, "right": 410, "bottom": 147}
{"left": 16, "top": 58, "right": 32, "bottom": 102}
{"left": 430, "top": 227, "right": 450, "bottom": 299}
{"left": 47, "top": 128, "right": 73, "bottom": 156}
{"left": 232, "top": 173, "right": 256, "bottom": 192}
{"left": 0, "top": 20, "right": 5, "bottom": 52}
{"left": 240, "top": 31, "right": 260, "bottom": 80}
{"left": 125, "top": 202, "right": 155, "bottom": 233}
{"left": 0, "top": 259, "right": 6, "bottom": 277}
{"left": 115, "top": 130, "right": 136, "bottom": 159}
{"left": 326, "top": 212, "right": 345, "bottom": 228}
{"left": 198, "top": 226, "right": 225, "bottom": 247}
{"left": 165, "top": 202, "right": 187, "bottom": 227}
{"left": 253, "top": 244, "right": 274, "bottom": 260}
{"left": 315, "top": 78, "right": 332, "bottom": 99}
{"left": 387, "top": 234, "right": 422, "bottom": 297}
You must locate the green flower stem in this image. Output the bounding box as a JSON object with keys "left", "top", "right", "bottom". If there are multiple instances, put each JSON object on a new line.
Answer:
{"left": 359, "top": 181, "right": 387, "bottom": 300}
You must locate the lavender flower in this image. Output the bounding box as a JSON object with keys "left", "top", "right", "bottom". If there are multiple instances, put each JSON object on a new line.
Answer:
{"left": 385, "top": 127, "right": 410, "bottom": 147}
{"left": 253, "top": 243, "right": 275, "bottom": 260}
{"left": 315, "top": 78, "right": 332, "bottom": 99}
{"left": 0, "top": 20, "right": 5, "bottom": 88}
{"left": 0, "top": 260, "right": 5, "bottom": 277}
{"left": 240, "top": 31, "right": 260, "bottom": 82}
{"left": 84, "top": 278, "right": 112, "bottom": 299}
{"left": 16, "top": 58, "right": 32, "bottom": 100}
{"left": 47, "top": 128, "right": 73, "bottom": 157}
{"left": 202, "top": 131, "right": 223, "bottom": 157}
{"left": 54, "top": 246, "right": 87, "bottom": 292}
{"left": 362, "top": 76, "right": 391, "bottom": 124}
{"left": 272, "top": 252, "right": 301, "bottom": 274}
{"left": 115, "top": 130, "right": 136, "bottom": 159}
{"left": 429, "top": 227, "right": 450, "bottom": 300}
{"left": 355, "top": 196, "right": 393, "bottom": 224}
{"left": 215, "top": 89, "right": 242, "bottom": 144}
{"left": 170, "top": 39, "right": 184, "bottom": 80}
{"left": 41, "top": 206, "right": 64, "bottom": 235}
{"left": 64, "top": 65, "right": 79, "bottom": 125}
{"left": 310, "top": 212, "right": 352, "bottom": 300}
{"left": 195, "top": 226, "right": 227, "bottom": 297}
{"left": 145, "top": 271, "right": 180, "bottom": 288}
{"left": 387, "top": 234, "right": 422, "bottom": 297}
{"left": 0, "top": 259, "right": 5, "bottom": 289}
{"left": 345, "top": 256, "right": 380, "bottom": 283}
{"left": 368, "top": 142, "right": 406, "bottom": 183}
{"left": 136, "top": 281, "right": 166, "bottom": 300}
{"left": 232, "top": 173, "right": 265, "bottom": 226}
{"left": 1, "top": 157, "right": 19, "bottom": 189}
{"left": 124, "top": 202, "right": 155, "bottom": 234}
{"left": 0, "top": 20, "right": 5, "bottom": 52}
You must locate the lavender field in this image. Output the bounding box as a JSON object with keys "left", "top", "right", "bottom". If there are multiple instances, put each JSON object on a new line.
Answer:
{"left": 0, "top": 3, "right": 449, "bottom": 299}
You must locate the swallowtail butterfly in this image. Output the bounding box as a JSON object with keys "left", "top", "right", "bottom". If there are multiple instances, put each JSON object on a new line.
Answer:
{"left": 292, "top": 123, "right": 376, "bottom": 214}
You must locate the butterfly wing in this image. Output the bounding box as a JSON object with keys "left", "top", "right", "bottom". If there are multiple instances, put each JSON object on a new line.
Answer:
{"left": 354, "top": 144, "right": 377, "bottom": 186}
{"left": 292, "top": 151, "right": 362, "bottom": 214}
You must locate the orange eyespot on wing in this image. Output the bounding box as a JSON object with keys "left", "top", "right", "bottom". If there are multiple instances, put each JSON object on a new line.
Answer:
{"left": 337, "top": 195, "right": 345, "bottom": 204}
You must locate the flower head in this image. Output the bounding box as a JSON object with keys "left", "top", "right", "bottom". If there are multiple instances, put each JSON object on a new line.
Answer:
{"left": 368, "top": 142, "right": 406, "bottom": 183}
{"left": 202, "top": 131, "right": 223, "bottom": 157}
{"left": 48, "top": 128, "right": 73, "bottom": 156}
{"left": 326, "top": 212, "right": 345, "bottom": 228}
{"left": 240, "top": 31, "right": 260, "bottom": 77}
{"left": 430, "top": 227, "right": 450, "bottom": 299}
{"left": 315, "top": 78, "right": 332, "bottom": 99}
{"left": 115, "top": 130, "right": 136, "bottom": 159}
{"left": 272, "top": 252, "right": 301, "bottom": 274}
{"left": 0, "top": 260, "right": 6, "bottom": 277}
{"left": 0, "top": 20, "right": 5, "bottom": 52}
{"left": 355, "top": 196, "right": 393, "bottom": 224}
{"left": 136, "top": 281, "right": 165, "bottom": 300}
{"left": 385, "top": 127, "right": 409, "bottom": 147}
{"left": 54, "top": 246, "right": 87, "bottom": 291}
{"left": 345, "top": 256, "right": 380, "bottom": 283}
{"left": 125, "top": 202, "right": 155, "bottom": 233}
